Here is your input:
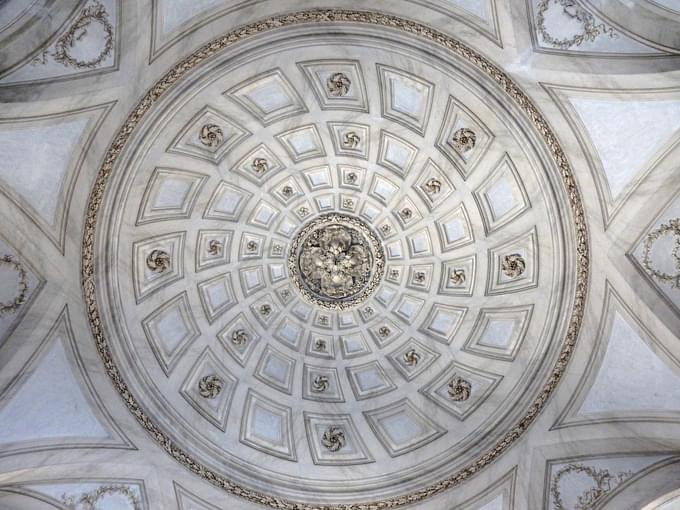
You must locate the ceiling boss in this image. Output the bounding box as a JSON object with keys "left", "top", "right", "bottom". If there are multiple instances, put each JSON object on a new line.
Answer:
{"left": 288, "top": 213, "right": 385, "bottom": 310}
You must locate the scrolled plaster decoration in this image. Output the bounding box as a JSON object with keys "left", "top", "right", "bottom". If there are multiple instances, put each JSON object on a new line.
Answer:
{"left": 535, "top": 0, "right": 617, "bottom": 50}
{"left": 198, "top": 375, "right": 223, "bottom": 399}
{"left": 314, "top": 338, "right": 327, "bottom": 352}
{"left": 312, "top": 375, "right": 330, "bottom": 392}
{"left": 642, "top": 218, "right": 680, "bottom": 288}
{"left": 145, "top": 249, "right": 170, "bottom": 273}
{"left": 199, "top": 124, "right": 224, "bottom": 147}
{"left": 449, "top": 269, "right": 466, "bottom": 286}
{"left": 321, "top": 426, "right": 346, "bottom": 451}
{"left": 327, "top": 73, "right": 351, "bottom": 97}
{"left": 502, "top": 253, "right": 526, "bottom": 278}
{"left": 207, "top": 239, "right": 223, "bottom": 255}
{"left": 0, "top": 254, "right": 29, "bottom": 315}
{"left": 343, "top": 131, "right": 361, "bottom": 148}
{"left": 451, "top": 127, "right": 477, "bottom": 153}
{"left": 32, "top": 0, "right": 114, "bottom": 70}
{"left": 231, "top": 329, "right": 249, "bottom": 345}
{"left": 550, "top": 463, "right": 633, "bottom": 510}
{"left": 61, "top": 484, "right": 142, "bottom": 510}
{"left": 251, "top": 157, "right": 269, "bottom": 175}
{"left": 403, "top": 349, "right": 420, "bottom": 366}
{"left": 448, "top": 377, "right": 472, "bottom": 401}
{"left": 423, "top": 178, "right": 442, "bottom": 194}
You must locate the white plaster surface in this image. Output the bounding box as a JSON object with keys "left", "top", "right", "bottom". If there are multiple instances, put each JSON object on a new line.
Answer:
{"left": 0, "top": 334, "right": 110, "bottom": 445}
{"left": 579, "top": 310, "right": 680, "bottom": 415}
{"left": 447, "top": 0, "right": 492, "bottom": 21}
{"left": 159, "top": 0, "right": 223, "bottom": 35}
{"left": 0, "top": 115, "right": 89, "bottom": 226}
{"left": 569, "top": 96, "right": 680, "bottom": 199}
{"left": 477, "top": 494, "right": 504, "bottom": 510}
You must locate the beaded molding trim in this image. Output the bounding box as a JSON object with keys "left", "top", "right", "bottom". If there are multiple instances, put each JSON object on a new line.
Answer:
{"left": 288, "top": 213, "right": 385, "bottom": 310}
{"left": 81, "top": 9, "right": 589, "bottom": 508}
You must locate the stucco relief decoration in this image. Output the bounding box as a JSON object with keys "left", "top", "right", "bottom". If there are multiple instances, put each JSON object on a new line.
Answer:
{"left": 502, "top": 253, "right": 526, "bottom": 278}
{"left": 642, "top": 218, "right": 680, "bottom": 288}
{"left": 536, "top": 0, "right": 617, "bottom": 49}
{"left": 343, "top": 131, "right": 360, "bottom": 148}
{"left": 207, "top": 240, "right": 223, "bottom": 255}
{"left": 199, "top": 124, "right": 224, "bottom": 147}
{"left": 312, "top": 375, "right": 330, "bottom": 392}
{"left": 252, "top": 158, "right": 269, "bottom": 175}
{"left": 423, "top": 178, "right": 442, "bottom": 194}
{"left": 289, "top": 213, "right": 385, "bottom": 310}
{"left": 448, "top": 377, "right": 472, "bottom": 401}
{"left": 145, "top": 249, "right": 170, "bottom": 273}
{"left": 231, "top": 329, "right": 249, "bottom": 345}
{"left": 0, "top": 255, "right": 29, "bottom": 315}
{"left": 449, "top": 269, "right": 466, "bottom": 285}
{"left": 451, "top": 127, "right": 477, "bottom": 153}
{"left": 81, "top": 8, "right": 589, "bottom": 508}
{"left": 300, "top": 225, "right": 370, "bottom": 297}
{"left": 60, "top": 485, "right": 142, "bottom": 510}
{"left": 32, "top": 0, "right": 114, "bottom": 69}
{"left": 403, "top": 349, "right": 420, "bottom": 366}
{"left": 321, "top": 426, "right": 346, "bottom": 451}
{"left": 550, "top": 464, "right": 633, "bottom": 510}
{"left": 198, "top": 375, "right": 223, "bottom": 399}
{"left": 327, "top": 73, "right": 351, "bottom": 96}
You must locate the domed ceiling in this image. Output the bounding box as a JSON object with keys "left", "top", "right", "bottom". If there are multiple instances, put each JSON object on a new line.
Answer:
{"left": 1, "top": 2, "right": 680, "bottom": 510}
{"left": 88, "top": 14, "right": 583, "bottom": 503}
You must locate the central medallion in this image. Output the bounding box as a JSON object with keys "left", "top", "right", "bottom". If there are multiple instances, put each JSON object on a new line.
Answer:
{"left": 288, "top": 213, "right": 385, "bottom": 309}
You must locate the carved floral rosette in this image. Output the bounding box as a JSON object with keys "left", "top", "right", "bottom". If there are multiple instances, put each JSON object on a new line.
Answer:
{"left": 288, "top": 213, "right": 385, "bottom": 310}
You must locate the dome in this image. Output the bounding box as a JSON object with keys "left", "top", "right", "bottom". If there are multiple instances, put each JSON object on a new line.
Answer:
{"left": 88, "top": 12, "right": 582, "bottom": 504}
{"left": 1, "top": 3, "right": 679, "bottom": 510}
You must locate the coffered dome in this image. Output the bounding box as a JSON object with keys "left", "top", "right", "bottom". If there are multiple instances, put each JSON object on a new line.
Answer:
{"left": 3, "top": 3, "right": 680, "bottom": 510}
{"left": 87, "top": 13, "right": 582, "bottom": 505}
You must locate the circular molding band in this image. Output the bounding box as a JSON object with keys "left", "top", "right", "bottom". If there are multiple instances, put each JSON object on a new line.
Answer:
{"left": 288, "top": 213, "right": 386, "bottom": 310}
{"left": 81, "top": 9, "right": 590, "bottom": 508}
